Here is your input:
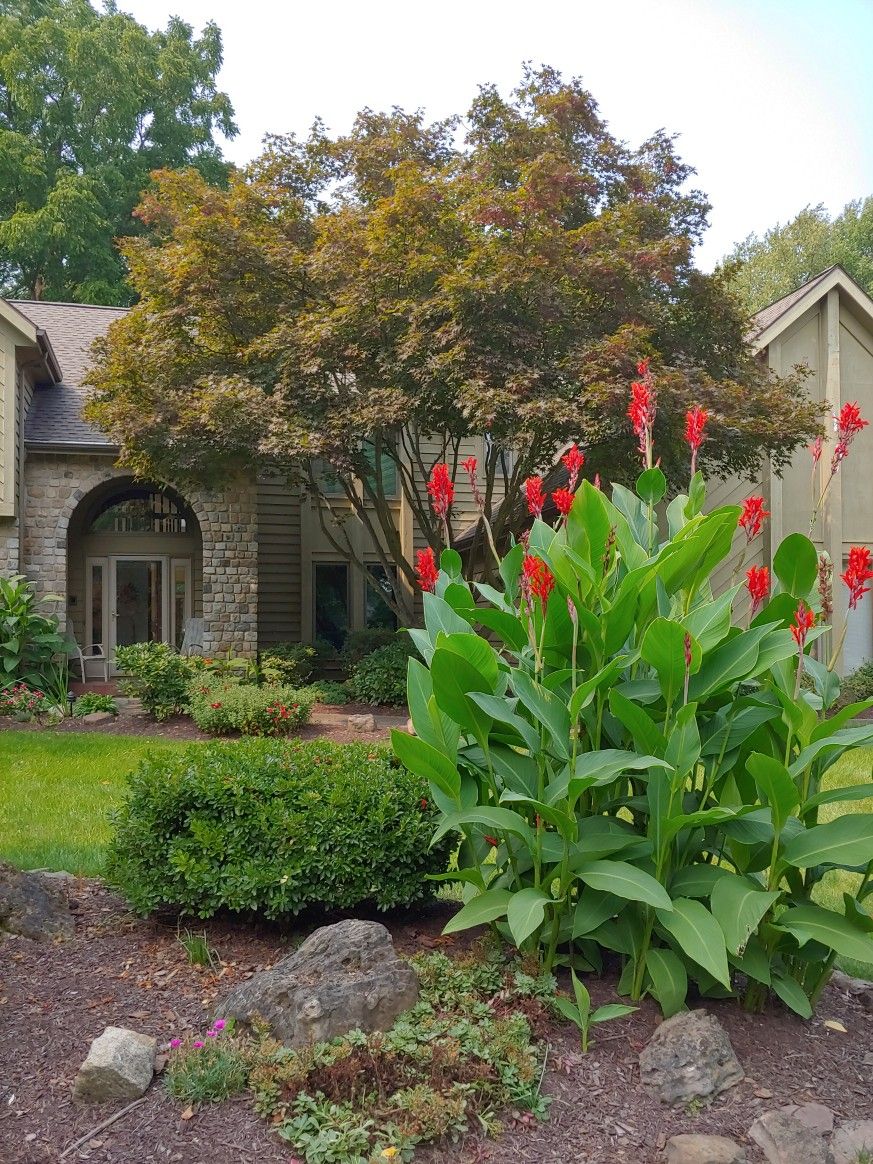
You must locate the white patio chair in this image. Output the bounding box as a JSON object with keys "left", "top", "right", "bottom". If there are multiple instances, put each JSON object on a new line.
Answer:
{"left": 67, "top": 634, "right": 110, "bottom": 683}
{"left": 179, "top": 617, "right": 205, "bottom": 656}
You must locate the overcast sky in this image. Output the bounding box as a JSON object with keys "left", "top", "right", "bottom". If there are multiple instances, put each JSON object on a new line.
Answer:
{"left": 123, "top": 0, "right": 873, "bottom": 269}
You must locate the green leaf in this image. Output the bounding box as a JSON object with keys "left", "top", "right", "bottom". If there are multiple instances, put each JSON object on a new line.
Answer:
{"left": 669, "top": 864, "right": 729, "bottom": 899}
{"left": 773, "top": 532, "right": 818, "bottom": 597}
{"left": 641, "top": 618, "right": 700, "bottom": 706}
{"left": 511, "top": 670, "right": 570, "bottom": 759}
{"left": 645, "top": 947, "right": 687, "bottom": 1017}
{"left": 506, "top": 887, "right": 551, "bottom": 947}
{"left": 803, "top": 782, "right": 873, "bottom": 812}
{"left": 710, "top": 874, "right": 781, "bottom": 955}
{"left": 423, "top": 592, "right": 473, "bottom": 639}
{"left": 575, "top": 860, "right": 673, "bottom": 911}
{"left": 591, "top": 1002, "right": 637, "bottom": 1023}
{"left": 770, "top": 971, "right": 813, "bottom": 1018}
{"left": 782, "top": 814, "right": 873, "bottom": 869}
{"left": 571, "top": 968, "right": 591, "bottom": 1022}
{"left": 432, "top": 806, "right": 535, "bottom": 850}
{"left": 636, "top": 466, "right": 667, "bottom": 504}
{"left": 569, "top": 656, "right": 633, "bottom": 720}
{"left": 776, "top": 904, "right": 873, "bottom": 964}
{"left": 442, "top": 889, "right": 512, "bottom": 934}
{"left": 664, "top": 704, "right": 701, "bottom": 780}
{"left": 746, "top": 753, "right": 799, "bottom": 833}
{"left": 439, "top": 547, "right": 463, "bottom": 578}
{"left": 391, "top": 730, "right": 460, "bottom": 803}
{"left": 572, "top": 888, "right": 623, "bottom": 938}
{"left": 655, "top": 898, "right": 731, "bottom": 988}
{"left": 608, "top": 689, "right": 666, "bottom": 755}
{"left": 473, "top": 608, "right": 528, "bottom": 651}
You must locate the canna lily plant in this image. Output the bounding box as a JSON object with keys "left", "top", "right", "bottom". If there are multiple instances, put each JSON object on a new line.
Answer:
{"left": 393, "top": 369, "right": 873, "bottom": 1019}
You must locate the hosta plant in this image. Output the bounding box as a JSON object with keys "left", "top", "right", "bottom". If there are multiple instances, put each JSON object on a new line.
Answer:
{"left": 393, "top": 382, "right": 873, "bottom": 1019}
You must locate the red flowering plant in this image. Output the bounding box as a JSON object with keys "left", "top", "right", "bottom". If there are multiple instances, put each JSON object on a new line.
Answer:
{"left": 809, "top": 400, "right": 869, "bottom": 534}
{"left": 394, "top": 362, "right": 873, "bottom": 1021}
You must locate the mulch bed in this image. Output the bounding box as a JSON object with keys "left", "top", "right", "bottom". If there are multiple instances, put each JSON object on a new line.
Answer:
{"left": 1, "top": 883, "right": 871, "bottom": 1164}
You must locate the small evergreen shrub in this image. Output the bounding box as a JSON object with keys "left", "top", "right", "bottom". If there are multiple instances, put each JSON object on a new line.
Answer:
{"left": 107, "top": 738, "right": 450, "bottom": 918}
{"left": 347, "top": 638, "right": 414, "bottom": 706}
{"left": 259, "top": 642, "right": 316, "bottom": 686}
{"left": 188, "top": 678, "right": 311, "bottom": 736}
{"left": 340, "top": 627, "right": 397, "bottom": 671}
{"left": 73, "top": 692, "right": 118, "bottom": 716}
{"left": 114, "top": 641, "right": 200, "bottom": 720}
{"left": 835, "top": 659, "right": 873, "bottom": 710}
{"left": 304, "top": 679, "right": 351, "bottom": 705}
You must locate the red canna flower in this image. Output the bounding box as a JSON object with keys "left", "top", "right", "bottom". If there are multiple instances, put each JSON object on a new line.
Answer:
{"left": 810, "top": 435, "right": 823, "bottom": 464}
{"left": 524, "top": 475, "right": 546, "bottom": 517}
{"left": 684, "top": 405, "right": 708, "bottom": 475}
{"left": 521, "top": 553, "right": 555, "bottom": 610}
{"left": 461, "top": 455, "right": 484, "bottom": 511}
{"left": 738, "top": 496, "right": 770, "bottom": 540}
{"left": 427, "top": 463, "right": 454, "bottom": 520}
{"left": 841, "top": 545, "right": 873, "bottom": 610}
{"left": 415, "top": 546, "right": 439, "bottom": 593}
{"left": 746, "top": 565, "right": 769, "bottom": 617}
{"left": 831, "top": 401, "right": 869, "bottom": 475}
{"left": 552, "top": 487, "right": 574, "bottom": 516}
{"left": 683, "top": 632, "right": 693, "bottom": 670}
{"left": 790, "top": 601, "right": 816, "bottom": 649}
{"left": 420, "top": 798, "right": 428, "bottom": 810}
{"left": 561, "top": 443, "right": 585, "bottom": 491}
{"left": 461, "top": 455, "right": 477, "bottom": 476}
{"left": 629, "top": 359, "right": 657, "bottom": 467}
{"left": 483, "top": 835, "right": 499, "bottom": 847}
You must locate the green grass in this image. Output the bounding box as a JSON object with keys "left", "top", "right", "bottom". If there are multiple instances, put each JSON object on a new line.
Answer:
{"left": 0, "top": 731, "right": 192, "bottom": 875}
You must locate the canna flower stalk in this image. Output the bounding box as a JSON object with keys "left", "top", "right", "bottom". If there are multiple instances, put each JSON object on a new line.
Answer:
{"left": 415, "top": 546, "right": 439, "bottom": 593}
{"left": 684, "top": 405, "right": 708, "bottom": 476}
{"left": 561, "top": 443, "right": 585, "bottom": 491}
{"left": 810, "top": 402, "right": 868, "bottom": 534}
{"left": 524, "top": 475, "right": 546, "bottom": 518}
{"left": 461, "top": 455, "right": 501, "bottom": 567}
{"left": 427, "top": 462, "right": 454, "bottom": 545}
{"left": 746, "top": 564, "right": 769, "bottom": 619}
{"left": 628, "top": 358, "right": 656, "bottom": 469}
{"left": 829, "top": 545, "right": 873, "bottom": 670}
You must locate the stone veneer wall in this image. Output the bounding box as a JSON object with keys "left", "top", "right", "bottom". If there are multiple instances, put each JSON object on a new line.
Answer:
{"left": 19, "top": 453, "right": 258, "bottom": 656}
{"left": 0, "top": 517, "right": 19, "bottom": 574}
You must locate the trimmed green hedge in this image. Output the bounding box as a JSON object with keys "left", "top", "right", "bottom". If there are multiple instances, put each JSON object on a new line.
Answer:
{"left": 107, "top": 739, "right": 451, "bottom": 918}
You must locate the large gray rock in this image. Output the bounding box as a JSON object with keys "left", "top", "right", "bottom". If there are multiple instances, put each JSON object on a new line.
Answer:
{"left": 639, "top": 1010, "right": 744, "bottom": 1105}
{"left": 749, "top": 1110, "right": 831, "bottom": 1164}
{"left": 219, "top": 919, "right": 419, "bottom": 1047}
{"left": 347, "top": 713, "right": 377, "bottom": 732}
{"left": 831, "top": 1120, "right": 873, "bottom": 1164}
{"left": 0, "top": 861, "right": 74, "bottom": 941}
{"left": 72, "top": 1026, "right": 156, "bottom": 1103}
{"left": 665, "top": 1135, "right": 747, "bottom": 1163}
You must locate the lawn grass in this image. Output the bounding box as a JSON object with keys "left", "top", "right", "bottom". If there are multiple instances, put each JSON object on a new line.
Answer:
{"left": 0, "top": 731, "right": 192, "bottom": 875}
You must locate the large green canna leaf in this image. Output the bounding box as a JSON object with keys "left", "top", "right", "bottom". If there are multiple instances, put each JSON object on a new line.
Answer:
{"left": 746, "top": 753, "right": 798, "bottom": 833}
{"left": 473, "top": 608, "right": 528, "bottom": 651}
{"left": 664, "top": 704, "right": 701, "bottom": 780}
{"left": 641, "top": 618, "right": 700, "bottom": 706}
{"left": 569, "top": 656, "right": 634, "bottom": 720}
{"left": 607, "top": 690, "right": 666, "bottom": 755}
{"left": 511, "top": 670, "right": 570, "bottom": 759}
{"left": 773, "top": 532, "right": 818, "bottom": 597}
{"left": 636, "top": 466, "right": 667, "bottom": 504}
{"left": 803, "top": 782, "right": 873, "bottom": 813}
{"left": 423, "top": 592, "right": 473, "bottom": 639}
{"left": 443, "top": 889, "right": 513, "bottom": 934}
{"left": 392, "top": 730, "right": 460, "bottom": 804}
{"left": 432, "top": 806, "right": 536, "bottom": 850}
{"left": 669, "top": 864, "right": 730, "bottom": 899}
{"left": 770, "top": 971, "right": 812, "bottom": 1018}
{"left": 710, "top": 874, "right": 781, "bottom": 955}
{"left": 683, "top": 587, "right": 738, "bottom": 652}
{"left": 406, "top": 658, "right": 459, "bottom": 758}
{"left": 430, "top": 648, "right": 494, "bottom": 739}
{"left": 572, "top": 888, "right": 623, "bottom": 937}
{"left": 645, "top": 947, "right": 688, "bottom": 1017}
{"left": 575, "top": 860, "right": 673, "bottom": 911}
{"left": 782, "top": 813, "right": 873, "bottom": 869}
{"left": 467, "top": 692, "right": 540, "bottom": 753}
{"left": 656, "top": 898, "right": 732, "bottom": 988}
{"left": 507, "top": 887, "right": 552, "bottom": 946}
{"left": 776, "top": 904, "right": 873, "bottom": 964}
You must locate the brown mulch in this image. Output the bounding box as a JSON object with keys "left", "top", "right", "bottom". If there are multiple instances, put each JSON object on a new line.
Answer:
{"left": 1, "top": 884, "right": 871, "bottom": 1164}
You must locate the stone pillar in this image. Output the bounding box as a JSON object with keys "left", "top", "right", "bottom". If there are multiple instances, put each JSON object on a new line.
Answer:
{"left": 193, "top": 479, "right": 259, "bottom": 657}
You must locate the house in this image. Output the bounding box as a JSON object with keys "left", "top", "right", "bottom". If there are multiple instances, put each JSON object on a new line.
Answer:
{"left": 711, "top": 264, "right": 873, "bottom": 672}
{"left": 0, "top": 299, "right": 484, "bottom": 664}
{"left": 1, "top": 264, "right": 872, "bottom": 672}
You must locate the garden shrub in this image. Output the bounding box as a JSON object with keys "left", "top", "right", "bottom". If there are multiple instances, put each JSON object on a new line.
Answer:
{"left": 394, "top": 395, "right": 873, "bottom": 1021}
{"left": 339, "top": 627, "right": 397, "bottom": 671}
{"left": 258, "top": 642, "right": 316, "bottom": 686}
{"left": 115, "top": 641, "right": 200, "bottom": 719}
{"left": 303, "top": 679, "right": 351, "bottom": 705}
{"left": 835, "top": 659, "right": 873, "bottom": 710}
{"left": 347, "top": 637, "right": 414, "bottom": 705}
{"left": 188, "top": 678, "right": 312, "bottom": 736}
{"left": 107, "top": 738, "right": 452, "bottom": 917}
{"left": 73, "top": 691, "right": 118, "bottom": 716}
{"left": 0, "top": 574, "right": 66, "bottom": 691}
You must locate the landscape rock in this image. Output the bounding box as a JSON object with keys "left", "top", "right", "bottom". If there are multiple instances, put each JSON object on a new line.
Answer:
{"left": 0, "top": 861, "right": 75, "bottom": 941}
{"left": 749, "top": 1110, "right": 831, "bottom": 1164}
{"left": 347, "top": 713, "right": 377, "bottom": 732}
{"left": 830, "top": 970, "right": 872, "bottom": 995}
{"left": 830, "top": 1120, "right": 873, "bottom": 1164}
{"left": 72, "top": 1026, "right": 156, "bottom": 1103}
{"left": 639, "top": 1009, "right": 744, "bottom": 1105}
{"left": 82, "top": 710, "right": 114, "bottom": 724}
{"left": 405, "top": 717, "right": 415, "bottom": 735}
{"left": 665, "top": 1134, "right": 747, "bottom": 1163}
{"left": 779, "top": 1103, "right": 834, "bottom": 1136}
{"left": 219, "top": 918, "right": 419, "bottom": 1047}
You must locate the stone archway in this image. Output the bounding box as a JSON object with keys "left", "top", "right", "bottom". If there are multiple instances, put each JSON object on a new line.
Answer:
{"left": 21, "top": 453, "right": 259, "bottom": 656}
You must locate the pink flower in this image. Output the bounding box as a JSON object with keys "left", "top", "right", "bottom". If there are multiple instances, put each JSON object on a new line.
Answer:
{"left": 206, "top": 1030, "right": 217, "bottom": 1038}
{"left": 169, "top": 1037, "right": 182, "bottom": 1049}
{"left": 810, "top": 434, "right": 823, "bottom": 464}
{"left": 212, "top": 1019, "right": 226, "bottom": 1031}
{"left": 193, "top": 1040, "right": 204, "bottom": 1049}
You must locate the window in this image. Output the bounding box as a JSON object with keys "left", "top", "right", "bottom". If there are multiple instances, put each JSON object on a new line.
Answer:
{"left": 312, "top": 458, "right": 346, "bottom": 496}
{"left": 314, "top": 563, "right": 350, "bottom": 649}
{"left": 365, "top": 564, "right": 397, "bottom": 629}
{"left": 362, "top": 439, "right": 398, "bottom": 498}
{"left": 89, "top": 490, "right": 188, "bottom": 534}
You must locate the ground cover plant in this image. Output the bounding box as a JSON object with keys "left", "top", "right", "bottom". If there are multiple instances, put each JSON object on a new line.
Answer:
{"left": 0, "top": 731, "right": 190, "bottom": 874}
{"left": 107, "top": 738, "right": 453, "bottom": 918}
{"left": 164, "top": 948, "right": 550, "bottom": 1162}
{"left": 394, "top": 372, "right": 873, "bottom": 1019}
{"left": 188, "top": 676, "right": 312, "bottom": 735}
{"left": 72, "top": 691, "right": 118, "bottom": 716}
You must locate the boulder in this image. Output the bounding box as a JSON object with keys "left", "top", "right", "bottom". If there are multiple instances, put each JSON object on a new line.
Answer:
{"left": 639, "top": 1010, "right": 744, "bottom": 1105}
{"left": 82, "top": 710, "right": 114, "bottom": 724}
{"left": 348, "top": 713, "right": 377, "bottom": 732}
{"left": 749, "top": 1110, "right": 831, "bottom": 1164}
{"left": 0, "top": 861, "right": 74, "bottom": 941}
{"left": 219, "top": 919, "right": 418, "bottom": 1047}
{"left": 665, "top": 1134, "right": 747, "bottom": 1163}
{"left": 831, "top": 1120, "right": 873, "bottom": 1164}
{"left": 779, "top": 1103, "right": 834, "bottom": 1136}
{"left": 72, "top": 1026, "right": 156, "bottom": 1103}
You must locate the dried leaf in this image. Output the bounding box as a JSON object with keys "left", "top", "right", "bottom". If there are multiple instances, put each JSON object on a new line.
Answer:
{"left": 823, "top": 1019, "right": 847, "bottom": 1033}
{"left": 180, "top": 1105, "right": 194, "bottom": 1121}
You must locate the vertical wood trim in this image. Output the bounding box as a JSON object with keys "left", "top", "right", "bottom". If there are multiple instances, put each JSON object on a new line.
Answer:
{"left": 826, "top": 288, "right": 846, "bottom": 669}
{"left": 766, "top": 341, "right": 783, "bottom": 557}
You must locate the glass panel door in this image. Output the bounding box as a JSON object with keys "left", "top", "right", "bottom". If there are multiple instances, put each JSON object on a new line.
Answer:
{"left": 85, "top": 557, "right": 109, "bottom": 650}
{"left": 171, "top": 558, "right": 193, "bottom": 649}
{"left": 113, "top": 558, "right": 164, "bottom": 648}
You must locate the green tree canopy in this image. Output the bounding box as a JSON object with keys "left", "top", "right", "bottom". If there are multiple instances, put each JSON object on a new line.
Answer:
{"left": 0, "top": 0, "right": 236, "bottom": 304}
{"left": 86, "top": 66, "right": 821, "bottom": 622}
{"left": 723, "top": 198, "right": 873, "bottom": 313}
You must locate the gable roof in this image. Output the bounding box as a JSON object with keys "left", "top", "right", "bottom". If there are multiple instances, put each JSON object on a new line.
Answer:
{"left": 751, "top": 264, "right": 873, "bottom": 350}
{"left": 12, "top": 300, "right": 127, "bottom": 450}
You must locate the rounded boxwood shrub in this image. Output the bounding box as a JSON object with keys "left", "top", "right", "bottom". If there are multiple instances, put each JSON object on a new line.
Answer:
{"left": 347, "top": 637, "right": 414, "bottom": 706}
{"left": 106, "top": 739, "right": 451, "bottom": 918}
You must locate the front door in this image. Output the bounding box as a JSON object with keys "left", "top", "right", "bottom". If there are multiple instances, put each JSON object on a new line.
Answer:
{"left": 86, "top": 555, "right": 193, "bottom": 670}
